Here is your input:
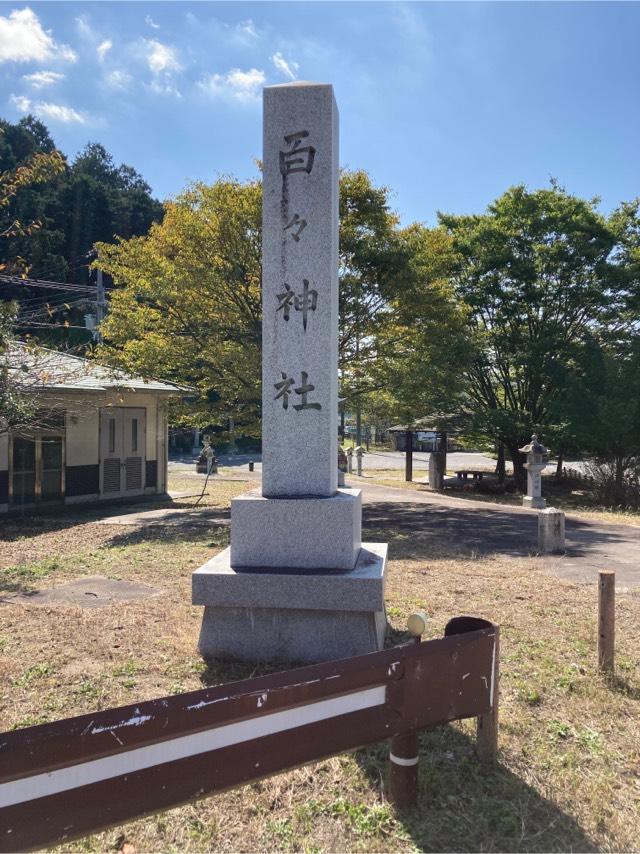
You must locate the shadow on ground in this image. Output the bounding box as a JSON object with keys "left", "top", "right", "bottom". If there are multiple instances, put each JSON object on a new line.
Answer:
{"left": 363, "top": 500, "right": 631, "bottom": 562}
{"left": 354, "top": 726, "right": 596, "bottom": 852}
{"left": 0, "top": 496, "right": 180, "bottom": 541}
{"left": 196, "top": 653, "right": 596, "bottom": 851}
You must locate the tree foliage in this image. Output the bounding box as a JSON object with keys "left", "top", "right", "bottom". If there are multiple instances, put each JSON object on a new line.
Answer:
{"left": 0, "top": 116, "right": 163, "bottom": 284}
{"left": 96, "top": 170, "right": 470, "bottom": 436}
{"left": 439, "top": 183, "right": 630, "bottom": 485}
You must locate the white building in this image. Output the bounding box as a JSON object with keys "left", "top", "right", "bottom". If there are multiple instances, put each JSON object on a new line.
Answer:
{"left": 1, "top": 345, "right": 187, "bottom": 514}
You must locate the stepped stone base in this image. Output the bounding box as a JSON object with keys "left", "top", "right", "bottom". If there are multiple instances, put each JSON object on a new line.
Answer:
{"left": 523, "top": 495, "right": 546, "bottom": 509}
{"left": 230, "top": 488, "right": 361, "bottom": 570}
{"left": 193, "top": 543, "right": 387, "bottom": 663}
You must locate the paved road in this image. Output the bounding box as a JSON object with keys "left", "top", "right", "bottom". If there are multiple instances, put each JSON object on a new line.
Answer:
{"left": 355, "top": 480, "right": 640, "bottom": 591}
{"left": 171, "top": 451, "right": 587, "bottom": 475}
{"left": 166, "top": 459, "right": 637, "bottom": 589}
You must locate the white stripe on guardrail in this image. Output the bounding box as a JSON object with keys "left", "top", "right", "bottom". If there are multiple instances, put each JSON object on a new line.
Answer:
{"left": 0, "top": 686, "right": 386, "bottom": 809}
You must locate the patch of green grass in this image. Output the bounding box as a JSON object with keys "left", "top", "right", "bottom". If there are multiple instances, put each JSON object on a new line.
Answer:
{"left": 112, "top": 659, "right": 139, "bottom": 678}
{"left": 548, "top": 719, "right": 572, "bottom": 740}
{"left": 576, "top": 727, "right": 604, "bottom": 755}
{"left": 328, "top": 798, "right": 400, "bottom": 837}
{"left": 11, "top": 661, "right": 50, "bottom": 687}
{"left": 1, "top": 556, "right": 63, "bottom": 582}
{"left": 266, "top": 817, "right": 295, "bottom": 848}
{"left": 73, "top": 680, "right": 101, "bottom": 700}
{"left": 10, "top": 713, "right": 49, "bottom": 730}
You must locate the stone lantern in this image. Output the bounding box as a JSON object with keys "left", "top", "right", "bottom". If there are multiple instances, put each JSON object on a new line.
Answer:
{"left": 346, "top": 446, "right": 354, "bottom": 474}
{"left": 519, "top": 434, "right": 549, "bottom": 509}
{"left": 337, "top": 446, "right": 348, "bottom": 487}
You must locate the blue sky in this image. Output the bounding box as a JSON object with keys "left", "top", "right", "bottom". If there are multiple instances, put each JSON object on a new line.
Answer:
{"left": 1, "top": 2, "right": 639, "bottom": 225}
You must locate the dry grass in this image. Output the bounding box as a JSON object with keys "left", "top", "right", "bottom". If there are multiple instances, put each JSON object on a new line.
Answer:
{"left": 0, "top": 474, "right": 639, "bottom": 852}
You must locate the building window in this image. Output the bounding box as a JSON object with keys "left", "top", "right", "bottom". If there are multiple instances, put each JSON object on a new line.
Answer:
{"left": 131, "top": 418, "right": 138, "bottom": 453}
{"left": 109, "top": 418, "right": 116, "bottom": 453}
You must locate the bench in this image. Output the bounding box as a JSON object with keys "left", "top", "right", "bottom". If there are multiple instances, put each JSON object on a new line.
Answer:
{"left": 455, "top": 470, "right": 489, "bottom": 481}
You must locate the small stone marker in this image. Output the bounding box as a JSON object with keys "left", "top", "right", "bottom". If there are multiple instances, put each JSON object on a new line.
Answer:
{"left": 192, "top": 82, "right": 387, "bottom": 663}
{"left": 538, "top": 507, "right": 565, "bottom": 554}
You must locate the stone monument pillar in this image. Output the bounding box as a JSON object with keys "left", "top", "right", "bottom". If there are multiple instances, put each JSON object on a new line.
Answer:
{"left": 192, "top": 82, "right": 387, "bottom": 663}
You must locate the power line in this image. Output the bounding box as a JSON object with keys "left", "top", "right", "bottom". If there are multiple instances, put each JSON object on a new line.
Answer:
{"left": 0, "top": 280, "right": 96, "bottom": 294}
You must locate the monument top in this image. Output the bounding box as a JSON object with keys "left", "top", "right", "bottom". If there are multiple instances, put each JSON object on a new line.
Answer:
{"left": 265, "top": 81, "right": 332, "bottom": 89}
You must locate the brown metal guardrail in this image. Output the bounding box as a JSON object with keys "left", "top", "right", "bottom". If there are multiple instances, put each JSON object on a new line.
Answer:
{"left": 0, "top": 616, "right": 499, "bottom": 852}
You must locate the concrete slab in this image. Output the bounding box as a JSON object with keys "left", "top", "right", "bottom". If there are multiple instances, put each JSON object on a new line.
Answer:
{"left": 0, "top": 576, "right": 161, "bottom": 608}
{"left": 97, "top": 507, "right": 230, "bottom": 527}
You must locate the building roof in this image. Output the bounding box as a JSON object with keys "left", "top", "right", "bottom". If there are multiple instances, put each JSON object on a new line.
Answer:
{"left": 388, "top": 410, "right": 474, "bottom": 434}
{"left": 6, "top": 343, "right": 190, "bottom": 395}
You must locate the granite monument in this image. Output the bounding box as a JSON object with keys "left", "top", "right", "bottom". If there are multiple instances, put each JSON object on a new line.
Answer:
{"left": 192, "top": 82, "right": 387, "bottom": 663}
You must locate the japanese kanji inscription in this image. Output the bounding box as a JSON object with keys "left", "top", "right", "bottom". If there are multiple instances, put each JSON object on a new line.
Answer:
{"left": 262, "top": 83, "right": 339, "bottom": 497}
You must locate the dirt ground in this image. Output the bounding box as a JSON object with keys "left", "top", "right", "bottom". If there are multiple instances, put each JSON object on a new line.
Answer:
{"left": 1, "top": 477, "right": 639, "bottom": 853}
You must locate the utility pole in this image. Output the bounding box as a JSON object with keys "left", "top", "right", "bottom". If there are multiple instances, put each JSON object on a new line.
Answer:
{"left": 95, "top": 268, "right": 105, "bottom": 343}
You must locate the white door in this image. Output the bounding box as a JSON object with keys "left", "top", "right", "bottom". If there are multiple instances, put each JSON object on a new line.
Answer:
{"left": 100, "top": 408, "right": 146, "bottom": 498}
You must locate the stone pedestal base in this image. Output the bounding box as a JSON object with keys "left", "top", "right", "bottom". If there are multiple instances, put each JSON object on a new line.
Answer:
{"left": 523, "top": 495, "right": 546, "bottom": 509}
{"left": 193, "top": 543, "right": 387, "bottom": 663}
{"left": 230, "top": 488, "right": 361, "bottom": 570}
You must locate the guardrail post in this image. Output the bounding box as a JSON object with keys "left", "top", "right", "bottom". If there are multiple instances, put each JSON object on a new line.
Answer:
{"left": 476, "top": 625, "right": 499, "bottom": 762}
{"left": 388, "top": 612, "right": 426, "bottom": 810}
{"left": 389, "top": 730, "right": 419, "bottom": 809}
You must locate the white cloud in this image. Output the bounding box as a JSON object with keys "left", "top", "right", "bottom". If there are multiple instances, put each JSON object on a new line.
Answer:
{"left": 36, "top": 101, "right": 86, "bottom": 123}
{"left": 10, "top": 93, "right": 31, "bottom": 112}
{"left": 145, "top": 15, "right": 160, "bottom": 30}
{"left": 145, "top": 39, "right": 181, "bottom": 74}
{"left": 105, "top": 69, "right": 132, "bottom": 90}
{"left": 236, "top": 19, "right": 259, "bottom": 40}
{"left": 146, "top": 78, "right": 182, "bottom": 99}
{"left": 97, "top": 39, "right": 112, "bottom": 62}
{"left": 0, "top": 7, "right": 76, "bottom": 63}
{"left": 199, "top": 67, "right": 265, "bottom": 104}
{"left": 22, "top": 69, "right": 64, "bottom": 89}
{"left": 271, "top": 51, "right": 298, "bottom": 81}
{"left": 10, "top": 92, "right": 86, "bottom": 123}
{"left": 74, "top": 14, "right": 94, "bottom": 41}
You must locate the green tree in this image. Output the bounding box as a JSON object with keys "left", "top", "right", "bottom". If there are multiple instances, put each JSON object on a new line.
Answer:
{"left": 356, "top": 224, "right": 472, "bottom": 431}
{"left": 96, "top": 177, "right": 262, "bottom": 434}
{"left": 440, "top": 183, "right": 621, "bottom": 488}
{"left": 551, "top": 334, "right": 640, "bottom": 489}
{"left": 96, "top": 170, "right": 461, "bottom": 438}
{"left": 0, "top": 125, "right": 65, "bottom": 275}
{"left": 0, "top": 118, "right": 163, "bottom": 285}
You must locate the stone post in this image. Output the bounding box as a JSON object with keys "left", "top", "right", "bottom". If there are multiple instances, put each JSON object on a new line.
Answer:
{"left": 346, "top": 446, "right": 353, "bottom": 474}
{"left": 192, "top": 82, "right": 387, "bottom": 663}
{"left": 355, "top": 446, "right": 364, "bottom": 476}
{"left": 538, "top": 508, "right": 565, "bottom": 553}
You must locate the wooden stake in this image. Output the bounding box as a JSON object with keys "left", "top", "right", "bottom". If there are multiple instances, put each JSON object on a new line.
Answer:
{"left": 476, "top": 625, "right": 500, "bottom": 762}
{"left": 598, "top": 570, "right": 615, "bottom": 675}
{"left": 405, "top": 430, "right": 413, "bottom": 482}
